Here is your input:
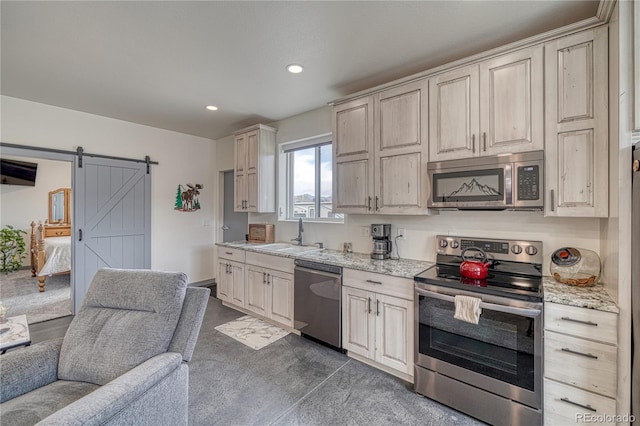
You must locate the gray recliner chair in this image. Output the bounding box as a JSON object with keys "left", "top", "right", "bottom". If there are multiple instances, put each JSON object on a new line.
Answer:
{"left": 0, "top": 268, "right": 210, "bottom": 425}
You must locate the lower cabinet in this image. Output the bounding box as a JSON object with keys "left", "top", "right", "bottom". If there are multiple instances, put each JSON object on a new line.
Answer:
{"left": 342, "top": 269, "right": 414, "bottom": 379}
{"left": 218, "top": 247, "right": 294, "bottom": 330}
{"left": 543, "top": 302, "right": 618, "bottom": 425}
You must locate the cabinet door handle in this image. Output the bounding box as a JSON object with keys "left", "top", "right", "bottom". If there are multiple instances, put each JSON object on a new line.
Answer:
{"left": 472, "top": 134, "right": 476, "bottom": 153}
{"left": 483, "top": 132, "right": 487, "bottom": 151}
{"left": 550, "top": 190, "right": 555, "bottom": 212}
{"left": 561, "top": 347, "right": 598, "bottom": 359}
{"left": 368, "top": 297, "right": 372, "bottom": 314}
{"left": 267, "top": 274, "right": 271, "bottom": 285}
{"left": 368, "top": 196, "right": 372, "bottom": 211}
{"left": 263, "top": 272, "right": 266, "bottom": 284}
{"left": 375, "top": 196, "right": 379, "bottom": 211}
{"left": 560, "top": 397, "right": 597, "bottom": 412}
{"left": 366, "top": 279, "right": 382, "bottom": 285}
{"left": 560, "top": 316, "right": 598, "bottom": 327}
{"left": 376, "top": 300, "right": 380, "bottom": 316}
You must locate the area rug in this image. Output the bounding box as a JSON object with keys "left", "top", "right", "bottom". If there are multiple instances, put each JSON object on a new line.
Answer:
{"left": 214, "top": 315, "right": 289, "bottom": 350}
{"left": 0, "top": 269, "right": 72, "bottom": 324}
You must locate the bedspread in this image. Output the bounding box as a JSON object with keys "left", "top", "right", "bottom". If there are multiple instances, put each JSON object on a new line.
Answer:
{"left": 38, "top": 236, "right": 71, "bottom": 276}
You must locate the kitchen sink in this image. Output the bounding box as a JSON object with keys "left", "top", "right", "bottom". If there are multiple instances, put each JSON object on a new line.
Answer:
{"left": 253, "top": 243, "right": 293, "bottom": 251}
{"left": 275, "top": 246, "right": 322, "bottom": 254}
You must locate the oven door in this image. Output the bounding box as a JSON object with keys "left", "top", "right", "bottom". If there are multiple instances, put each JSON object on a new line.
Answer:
{"left": 415, "top": 284, "right": 542, "bottom": 409}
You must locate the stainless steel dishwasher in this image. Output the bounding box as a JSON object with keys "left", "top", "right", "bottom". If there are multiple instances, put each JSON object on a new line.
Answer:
{"left": 294, "top": 259, "right": 343, "bottom": 351}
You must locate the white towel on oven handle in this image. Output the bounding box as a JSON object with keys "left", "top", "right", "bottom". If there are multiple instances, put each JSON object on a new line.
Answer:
{"left": 453, "top": 295, "right": 482, "bottom": 324}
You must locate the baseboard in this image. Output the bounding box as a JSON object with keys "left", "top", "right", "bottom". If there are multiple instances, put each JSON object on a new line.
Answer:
{"left": 347, "top": 352, "right": 414, "bottom": 384}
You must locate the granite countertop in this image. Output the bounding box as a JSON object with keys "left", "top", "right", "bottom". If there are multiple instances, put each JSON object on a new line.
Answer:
{"left": 216, "top": 242, "right": 433, "bottom": 279}
{"left": 542, "top": 276, "right": 619, "bottom": 313}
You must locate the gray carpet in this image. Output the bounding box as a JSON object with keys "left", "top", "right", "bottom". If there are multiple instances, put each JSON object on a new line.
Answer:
{"left": 189, "top": 298, "right": 485, "bottom": 426}
{"left": 0, "top": 269, "right": 71, "bottom": 324}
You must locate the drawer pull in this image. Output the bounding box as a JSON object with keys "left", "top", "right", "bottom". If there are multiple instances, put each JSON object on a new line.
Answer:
{"left": 561, "top": 347, "right": 598, "bottom": 359}
{"left": 366, "top": 279, "right": 382, "bottom": 285}
{"left": 560, "top": 316, "right": 598, "bottom": 327}
{"left": 560, "top": 397, "right": 597, "bottom": 412}
{"left": 225, "top": 251, "right": 233, "bottom": 255}
{"left": 368, "top": 297, "right": 372, "bottom": 314}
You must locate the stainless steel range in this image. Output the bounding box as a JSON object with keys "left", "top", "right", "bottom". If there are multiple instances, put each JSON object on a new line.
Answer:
{"left": 413, "top": 235, "right": 543, "bottom": 426}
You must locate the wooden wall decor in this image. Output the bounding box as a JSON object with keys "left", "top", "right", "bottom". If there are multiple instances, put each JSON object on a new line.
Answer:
{"left": 174, "top": 183, "right": 202, "bottom": 212}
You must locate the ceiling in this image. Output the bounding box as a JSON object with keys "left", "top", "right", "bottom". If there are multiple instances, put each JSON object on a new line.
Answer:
{"left": 1, "top": 1, "right": 601, "bottom": 140}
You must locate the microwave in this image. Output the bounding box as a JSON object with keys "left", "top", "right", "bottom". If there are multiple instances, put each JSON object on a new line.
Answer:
{"left": 427, "top": 151, "right": 543, "bottom": 210}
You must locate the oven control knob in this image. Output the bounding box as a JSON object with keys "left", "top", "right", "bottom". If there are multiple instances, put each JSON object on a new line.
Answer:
{"left": 450, "top": 240, "right": 459, "bottom": 249}
{"left": 439, "top": 240, "right": 448, "bottom": 248}
{"left": 526, "top": 246, "right": 538, "bottom": 256}
{"left": 511, "top": 245, "right": 523, "bottom": 255}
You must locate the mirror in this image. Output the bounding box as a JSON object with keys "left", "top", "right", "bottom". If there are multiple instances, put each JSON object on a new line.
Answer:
{"left": 48, "top": 188, "right": 71, "bottom": 224}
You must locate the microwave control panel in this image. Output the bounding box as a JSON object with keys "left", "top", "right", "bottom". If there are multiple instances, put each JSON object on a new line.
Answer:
{"left": 517, "top": 165, "right": 540, "bottom": 200}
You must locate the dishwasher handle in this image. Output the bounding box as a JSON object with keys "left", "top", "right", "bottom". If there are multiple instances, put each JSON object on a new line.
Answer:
{"left": 294, "top": 265, "right": 342, "bottom": 279}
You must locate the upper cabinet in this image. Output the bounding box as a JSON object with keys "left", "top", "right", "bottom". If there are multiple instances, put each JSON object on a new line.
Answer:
{"left": 234, "top": 124, "right": 277, "bottom": 213}
{"left": 544, "top": 27, "right": 608, "bottom": 217}
{"left": 333, "top": 79, "right": 429, "bottom": 215}
{"left": 429, "top": 45, "right": 544, "bottom": 161}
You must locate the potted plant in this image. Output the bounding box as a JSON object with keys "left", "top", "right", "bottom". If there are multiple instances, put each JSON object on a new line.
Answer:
{"left": 0, "top": 225, "right": 27, "bottom": 274}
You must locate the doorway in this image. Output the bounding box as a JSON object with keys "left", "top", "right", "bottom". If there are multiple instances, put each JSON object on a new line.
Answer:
{"left": 222, "top": 170, "right": 247, "bottom": 242}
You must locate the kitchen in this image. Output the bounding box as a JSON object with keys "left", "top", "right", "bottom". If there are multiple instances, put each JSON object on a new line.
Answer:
{"left": 213, "top": 3, "right": 637, "bottom": 425}
{"left": 0, "top": 0, "right": 637, "bottom": 425}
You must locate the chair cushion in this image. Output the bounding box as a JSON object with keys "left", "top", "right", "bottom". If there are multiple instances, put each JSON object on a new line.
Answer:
{"left": 0, "top": 380, "right": 99, "bottom": 426}
{"left": 58, "top": 268, "right": 187, "bottom": 385}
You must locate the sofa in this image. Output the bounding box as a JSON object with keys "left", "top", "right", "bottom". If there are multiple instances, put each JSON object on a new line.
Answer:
{"left": 0, "top": 268, "right": 210, "bottom": 425}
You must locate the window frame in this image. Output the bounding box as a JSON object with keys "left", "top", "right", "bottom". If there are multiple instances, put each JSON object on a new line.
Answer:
{"left": 278, "top": 133, "right": 343, "bottom": 223}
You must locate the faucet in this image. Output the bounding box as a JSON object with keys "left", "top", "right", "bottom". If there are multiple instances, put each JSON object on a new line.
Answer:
{"left": 291, "top": 218, "right": 304, "bottom": 246}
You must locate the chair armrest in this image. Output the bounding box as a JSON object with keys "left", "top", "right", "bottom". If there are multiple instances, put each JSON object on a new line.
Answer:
{"left": 0, "top": 338, "right": 63, "bottom": 403}
{"left": 38, "top": 352, "right": 184, "bottom": 426}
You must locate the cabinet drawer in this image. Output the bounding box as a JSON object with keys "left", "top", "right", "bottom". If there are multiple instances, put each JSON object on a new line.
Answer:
{"left": 44, "top": 226, "right": 71, "bottom": 238}
{"left": 544, "top": 379, "right": 616, "bottom": 425}
{"left": 218, "top": 247, "right": 246, "bottom": 263}
{"left": 245, "top": 251, "right": 294, "bottom": 274}
{"left": 544, "top": 331, "right": 617, "bottom": 398}
{"left": 343, "top": 268, "right": 413, "bottom": 300}
{"left": 545, "top": 302, "right": 617, "bottom": 345}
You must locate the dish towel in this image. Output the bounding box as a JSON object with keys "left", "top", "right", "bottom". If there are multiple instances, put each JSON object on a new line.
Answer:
{"left": 453, "top": 295, "right": 482, "bottom": 324}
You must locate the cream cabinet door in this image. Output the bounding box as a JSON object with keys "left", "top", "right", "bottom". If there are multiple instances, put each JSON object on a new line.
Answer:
{"left": 245, "top": 265, "right": 268, "bottom": 316}
{"left": 245, "top": 130, "right": 260, "bottom": 212}
{"left": 480, "top": 45, "right": 543, "bottom": 155}
{"left": 217, "top": 261, "right": 230, "bottom": 302}
{"left": 374, "top": 80, "right": 429, "bottom": 215}
{"left": 429, "top": 65, "right": 480, "bottom": 161}
{"left": 333, "top": 96, "right": 375, "bottom": 213}
{"left": 342, "top": 286, "right": 375, "bottom": 359}
{"left": 545, "top": 27, "right": 608, "bottom": 217}
{"left": 230, "top": 261, "right": 245, "bottom": 307}
{"left": 374, "top": 294, "right": 413, "bottom": 375}
{"left": 234, "top": 133, "right": 248, "bottom": 212}
{"left": 268, "top": 269, "right": 293, "bottom": 327}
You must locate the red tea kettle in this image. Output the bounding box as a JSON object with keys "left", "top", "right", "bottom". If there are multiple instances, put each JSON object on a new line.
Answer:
{"left": 460, "top": 247, "right": 492, "bottom": 279}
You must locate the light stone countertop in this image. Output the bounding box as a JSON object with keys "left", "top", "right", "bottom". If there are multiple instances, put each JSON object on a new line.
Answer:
{"left": 542, "top": 276, "right": 619, "bottom": 313}
{"left": 216, "top": 242, "right": 433, "bottom": 279}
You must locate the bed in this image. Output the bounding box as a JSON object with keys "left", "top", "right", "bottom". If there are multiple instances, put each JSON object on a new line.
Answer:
{"left": 30, "top": 221, "right": 71, "bottom": 292}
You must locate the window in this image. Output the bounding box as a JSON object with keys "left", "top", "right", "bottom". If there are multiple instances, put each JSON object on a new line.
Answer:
{"left": 281, "top": 134, "right": 343, "bottom": 222}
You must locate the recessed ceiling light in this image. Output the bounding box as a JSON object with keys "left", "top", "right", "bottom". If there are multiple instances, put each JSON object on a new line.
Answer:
{"left": 286, "top": 64, "right": 304, "bottom": 74}
{"left": 205, "top": 105, "right": 218, "bottom": 111}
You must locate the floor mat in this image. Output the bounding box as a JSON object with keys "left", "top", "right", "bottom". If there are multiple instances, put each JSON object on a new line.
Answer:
{"left": 214, "top": 315, "right": 289, "bottom": 350}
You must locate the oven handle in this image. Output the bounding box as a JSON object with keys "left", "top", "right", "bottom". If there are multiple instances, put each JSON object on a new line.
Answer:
{"left": 415, "top": 288, "right": 542, "bottom": 318}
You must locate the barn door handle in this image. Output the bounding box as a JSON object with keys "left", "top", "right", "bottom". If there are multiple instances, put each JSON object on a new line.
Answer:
{"left": 78, "top": 229, "right": 83, "bottom": 241}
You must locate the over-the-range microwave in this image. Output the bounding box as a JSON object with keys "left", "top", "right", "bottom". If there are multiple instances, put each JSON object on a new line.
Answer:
{"left": 427, "top": 151, "right": 543, "bottom": 210}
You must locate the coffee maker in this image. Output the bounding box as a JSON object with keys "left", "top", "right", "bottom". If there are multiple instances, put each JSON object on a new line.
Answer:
{"left": 371, "top": 224, "right": 392, "bottom": 260}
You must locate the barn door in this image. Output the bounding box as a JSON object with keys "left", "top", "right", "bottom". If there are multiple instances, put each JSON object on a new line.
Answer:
{"left": 73, "top": 156, "right": 151, "bottom": 312}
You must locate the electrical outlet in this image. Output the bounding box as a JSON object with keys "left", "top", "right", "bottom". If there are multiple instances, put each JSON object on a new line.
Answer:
{"left": 397, "top": 228, "right": 406, "bottom": 240}
{"left": 360, "top": 226, "right": 370, "bottom": 237}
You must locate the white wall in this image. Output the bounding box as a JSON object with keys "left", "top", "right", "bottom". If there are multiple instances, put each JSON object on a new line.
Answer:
{"left": 0, "top": 156, "right": 72, "bottom": 265}
{"left": 215, "top": 106, "right": 603, "bottom": 277}
{"left": 1, "top": 96, "right": 217, "bottom": 283}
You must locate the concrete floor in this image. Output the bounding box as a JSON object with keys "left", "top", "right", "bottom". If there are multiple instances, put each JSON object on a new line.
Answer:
{"left": 189, "top": 298, "right": 485, "bottom": 426}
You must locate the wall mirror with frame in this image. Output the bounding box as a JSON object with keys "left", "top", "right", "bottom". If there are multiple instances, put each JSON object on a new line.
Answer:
{"left": 48, "top": 187, "right": 71, "bottom": 224}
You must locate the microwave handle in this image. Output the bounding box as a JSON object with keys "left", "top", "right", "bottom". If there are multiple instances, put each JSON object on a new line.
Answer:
{"left": 415, "top": 287, "right": 542, "bottom": 318}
